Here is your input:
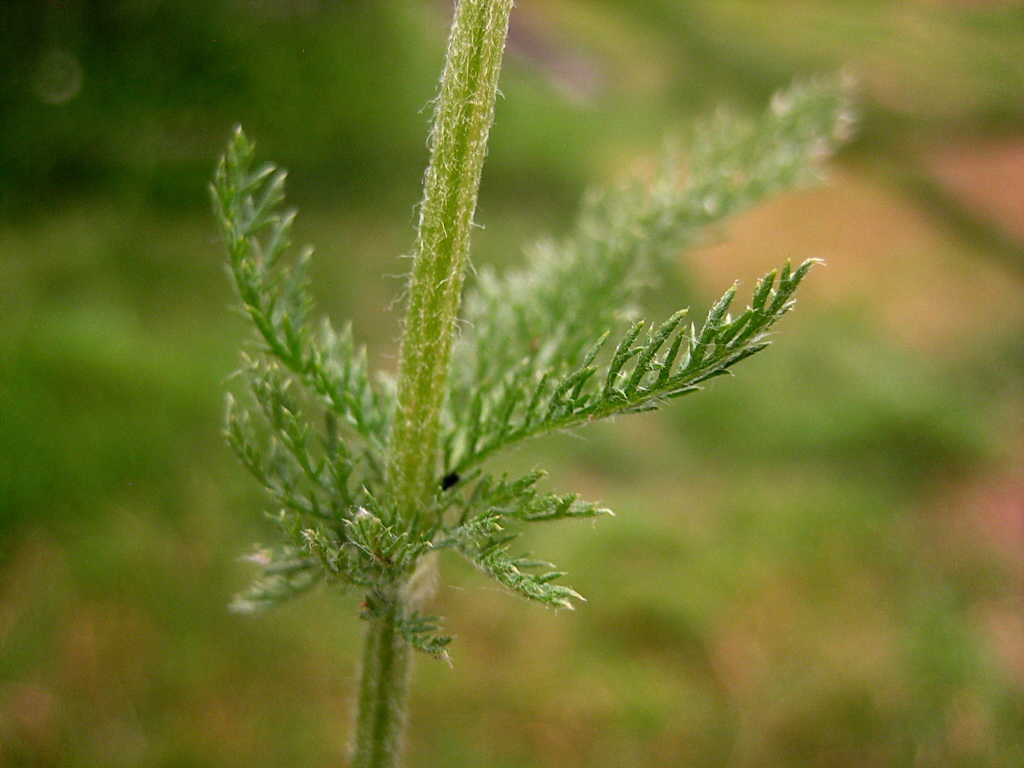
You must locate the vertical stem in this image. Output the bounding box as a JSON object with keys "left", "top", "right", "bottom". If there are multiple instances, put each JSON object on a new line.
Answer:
{"left": 352, "top": 588, "right": 412, "bottom": 768}
{"left": 388, "top": 0, "right": 514, "bottom": 524}
{"left": 352, "top": 3, "right": 513, "bottom": 767}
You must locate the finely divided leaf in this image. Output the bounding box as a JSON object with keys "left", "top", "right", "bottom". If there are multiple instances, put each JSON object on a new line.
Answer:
{"left": 212, "top": 128, "right": 390, "bottom": 461}
{"left": 447, "top": 259, "right": 818, "bottom": 473}
{"left": 449, "top": 78, "right": 852, "bottom": 421}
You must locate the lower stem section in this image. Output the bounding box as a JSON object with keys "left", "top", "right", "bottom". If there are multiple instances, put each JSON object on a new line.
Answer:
{"left": 352, "top": 586, "right": 413, "bottom": 768}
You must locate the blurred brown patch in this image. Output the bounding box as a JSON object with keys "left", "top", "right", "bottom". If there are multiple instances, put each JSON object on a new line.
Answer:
{"left": 926, "top": 137, "right": 1024, "bottom": 246}
{"left": 691, "top": 166, "right": 1024, "bottom": 355}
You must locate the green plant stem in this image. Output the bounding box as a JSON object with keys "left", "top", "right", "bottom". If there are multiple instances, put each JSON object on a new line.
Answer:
{"left": 388, "top": 0, "right": 513, "bottom": 524}
{"left": 352, "top": 587, "right": 412, "bottom": 768}
{"left": 352, "top": 2, "right": 513, "bottom": 767}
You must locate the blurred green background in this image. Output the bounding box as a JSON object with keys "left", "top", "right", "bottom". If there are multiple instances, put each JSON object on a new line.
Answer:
{"left": 1, "top": 1, "right": 1022, "bottom": 766}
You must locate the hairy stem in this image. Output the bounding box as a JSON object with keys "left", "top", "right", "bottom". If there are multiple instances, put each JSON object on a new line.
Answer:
{"left": 352, "top": 2, "right": 513, "bottom": 766}
{"left": 352, "top": 587, "right": 413, "bottom": 768}
{"left": 388, "top": 0, "right": 513, "bottom": 523}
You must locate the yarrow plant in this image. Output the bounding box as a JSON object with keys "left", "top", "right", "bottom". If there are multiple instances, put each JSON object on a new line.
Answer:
{"left": 211, "top": 1, "right": 854, "bottom": 765}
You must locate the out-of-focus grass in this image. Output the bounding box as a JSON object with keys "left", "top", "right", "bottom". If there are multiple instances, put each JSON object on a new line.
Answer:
{"left": 1, "top": 2, "right": 1023, "bottom": 767}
